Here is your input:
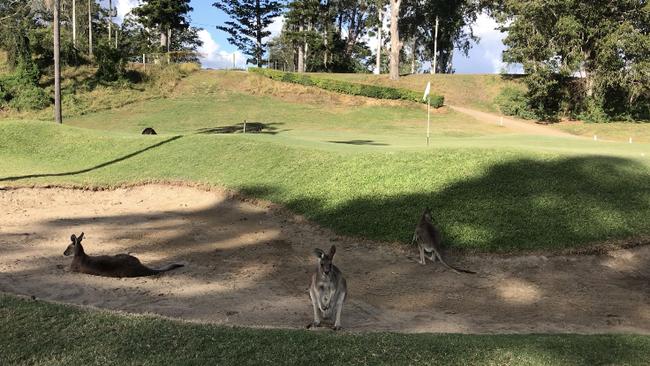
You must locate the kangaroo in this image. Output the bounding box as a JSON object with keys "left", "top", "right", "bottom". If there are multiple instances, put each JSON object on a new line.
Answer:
{"left": 307, "top": 245, "right": 347, "bottom": 330}
{"left": 63, "top": 233, "right": 183, "bottom": 277}
{"left": 412, "top": 208, "right": 476, "bottom": 274}
{"left": 141, "top": 127, "right": 157, "bottom": 135}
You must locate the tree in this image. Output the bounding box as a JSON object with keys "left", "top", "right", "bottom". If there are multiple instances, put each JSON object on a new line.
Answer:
{"left": 132, "top": 0, "right": 192, "bottom": 53}
{"left": 368, "top": 0, "right": 388, "bottom": 74}
{"left": 52, "top": 0, "right": 62, "bottom": 123}
{"left": 388, "top": 0, "right": 402, "bottom": 79}
{"left": 213, "top": 0, "right": 284, "bottom": 67}
{"left": 498, "top": 0, "right": 650, "bottom": 120}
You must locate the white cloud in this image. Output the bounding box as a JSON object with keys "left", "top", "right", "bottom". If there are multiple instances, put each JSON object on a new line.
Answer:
{"left": 115, "top": 0, "right": 139, "bottom": 23}
{"left": 197, "top": 29, "right": 244, "bottom": 69}
{"left": 265, "top": 15, "right": 285, "bottom": 41}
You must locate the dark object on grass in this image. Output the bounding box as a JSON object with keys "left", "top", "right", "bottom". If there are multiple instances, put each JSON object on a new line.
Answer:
{"left": 142, "top": 127, "right": 157, "bottom": 135}
{"left": 64, "top": 233, "right": 183, "bottom": 278}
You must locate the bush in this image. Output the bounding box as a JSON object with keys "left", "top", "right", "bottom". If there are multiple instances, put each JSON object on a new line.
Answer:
{"left": 495, "top": 87, "right": 538, "bottom": 120}
{"left": 8, "top": 84, "right": 49, "bottom": 110}
{"left": 0, "top": 60, "right": 50, "bottom": 111}
{"left": 249, "top": 68, "right": 445, "bottom": 107}
{"left": 94, "top": 42, "right": 126, "bottom": 82}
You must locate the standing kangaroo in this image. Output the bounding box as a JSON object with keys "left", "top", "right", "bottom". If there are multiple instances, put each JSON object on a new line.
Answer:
{"left": 412, "top": 208, "right": 476, "bottom": 274}
{"left": 63, "top": 233, "right": 183, "bottom": 277}
{"left": 307, "top": 245, "right": 347, "bottom": 330}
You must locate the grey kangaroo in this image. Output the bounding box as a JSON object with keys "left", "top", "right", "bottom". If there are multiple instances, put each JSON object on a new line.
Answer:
{"left": 412, "top": 208, "right": 476, "bottom": 274}
{"left": 63, "top": 233, "right": 183, "bottom": 277}
{"left": 307, "top": 245, "right": 347, "bottom": 330}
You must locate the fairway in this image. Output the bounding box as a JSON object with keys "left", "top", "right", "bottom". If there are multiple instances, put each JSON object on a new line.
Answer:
{"left": 2, "top": 69, "right": 650, "bottom": 364}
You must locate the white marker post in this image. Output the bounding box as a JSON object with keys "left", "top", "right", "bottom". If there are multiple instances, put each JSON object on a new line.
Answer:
{"left": 500, "top": 116, "right": 504, "bottom": 126}
{"left": 629, "top": 137, "right": 633, "bottom": 144}
{"left": 423, "top": 81, "right": 431, "bottom": 146}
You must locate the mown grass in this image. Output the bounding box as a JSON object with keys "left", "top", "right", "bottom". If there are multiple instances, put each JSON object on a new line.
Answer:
{"left": 1, "top": 120, "right": 649, "bottom": 252}
{"left": 554, "top": 121, "right": 650, "bottom": 144}
{"left": 62, "top": 71, "right": 505, "bottom": 141}
{"left": 2, "top": 294, "right": 649, "bottom": 366}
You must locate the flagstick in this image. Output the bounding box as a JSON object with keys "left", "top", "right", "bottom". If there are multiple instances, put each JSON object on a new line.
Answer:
{"left": 426, "top": 96, "right": 430, "bottom": 146}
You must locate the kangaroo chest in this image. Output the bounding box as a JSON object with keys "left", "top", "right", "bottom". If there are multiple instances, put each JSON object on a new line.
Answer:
{"left": 317, "top": 280, "right": 337, "bottom": 309}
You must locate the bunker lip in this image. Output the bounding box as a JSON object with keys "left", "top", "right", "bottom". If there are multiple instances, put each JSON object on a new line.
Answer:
{"left": 1, "top": 185, "right": 649, "bottom": 334}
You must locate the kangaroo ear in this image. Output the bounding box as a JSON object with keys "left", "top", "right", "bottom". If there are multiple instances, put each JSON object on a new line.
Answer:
{"left": 313, "top": 248, "right": 324, "bottom": 259}
{"left": 329, "top": 245, "right": 336, "bottom": 258}
{"left": 70, "top": 234, "right": 76, "bottom": 243}
{"left": 78, "top": 232, "right": 84, "bottom": 242}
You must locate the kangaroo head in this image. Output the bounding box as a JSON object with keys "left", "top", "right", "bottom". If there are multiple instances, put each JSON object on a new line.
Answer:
{"left": 64, "top": 232, "right": 84, "bottom": 256}
{"left": 313, "top": 245, "right": 336, "bottom": 275}
{"left": 422, "top": 207, "right": 435, "bottom": 223}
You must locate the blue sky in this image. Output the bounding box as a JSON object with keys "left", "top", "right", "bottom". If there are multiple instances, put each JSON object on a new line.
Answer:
{"left": 114, "top": 0, "right": 518, "bottom": 74}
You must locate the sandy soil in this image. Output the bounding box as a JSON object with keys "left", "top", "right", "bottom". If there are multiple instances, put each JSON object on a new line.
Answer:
{"left": 1, "top": 185, "right": 648, "bottom": 334}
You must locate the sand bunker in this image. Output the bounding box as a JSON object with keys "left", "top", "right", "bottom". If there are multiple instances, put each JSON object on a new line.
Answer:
{"left": 1, "top": 185, "right": 648, "bottom": 333}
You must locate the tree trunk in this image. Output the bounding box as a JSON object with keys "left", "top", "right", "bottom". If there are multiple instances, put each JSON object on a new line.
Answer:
{"left": 53, "top": 0, "right": 62, "bottom": 124}
{"left": 304, "top": 22, "right": 311, "bottom": 71}
{"left": 87, "top": 0, "right": 92, "bottom": 57}
{"left": 72, "top": 0, "right": 76, "bottom": 46}
{"left": 431, "top": 16, "right": 438, "bottom": 74}
{"left": 389, "top": 0, "right": 402, "bottom": 80}
{"left": 108, "top": 0, "right": 111, "bottom": 42}
{"left": 297, "top": 24, "right": 304, "bottom": 72}
{"left": 375, "top": 5, "right": 382, "bottom": 75}
{"left": 411, "top": 38, "right": 416, "bottom": 74}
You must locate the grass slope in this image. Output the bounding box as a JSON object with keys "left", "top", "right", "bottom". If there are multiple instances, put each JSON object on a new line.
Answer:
{"left": 1, "top": 120, "right": 649, "bottom": 252}
{"left": 2, "top": 294, "right": 649, "bottom": 366}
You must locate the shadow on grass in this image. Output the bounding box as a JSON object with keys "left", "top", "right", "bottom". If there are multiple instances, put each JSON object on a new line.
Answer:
{"left": 196, "top": 122, "right": 284, "bottom": 135}
{"left": 278, "top": 155, "right": 650, "bottom": 252}
{"left": 0, "top": 135, "right": 182, "bottom": 182}
{"left": 328, "top": 140, "right": 389, "bottom": 146}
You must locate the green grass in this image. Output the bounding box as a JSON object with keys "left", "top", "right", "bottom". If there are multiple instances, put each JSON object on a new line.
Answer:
{"left": 1, "top": 120, "right": 650, "bottom": 252}
{"left": 2, "top": 294, "right": 649, "bottom": 366}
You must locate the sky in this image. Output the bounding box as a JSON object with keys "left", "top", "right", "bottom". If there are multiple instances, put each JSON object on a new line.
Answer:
{"left": 113, "top": 0, "right": 518, "bottom": 74}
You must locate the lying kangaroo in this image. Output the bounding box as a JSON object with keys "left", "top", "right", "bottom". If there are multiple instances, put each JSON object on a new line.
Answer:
{"left": 412, "top": 208, "right": 476, "bottom": 274}
{"left": 141, "top": 127, "right": 157, "bottom": 135}
{"left": 307, "top": 245, "right": 347, "bottom": 330}
{"left": 63, "top": 233, "right": 183, "bottom": 277}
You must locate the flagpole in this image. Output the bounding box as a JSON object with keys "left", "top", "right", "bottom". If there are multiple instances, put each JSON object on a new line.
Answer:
{"left": 427, "top": 96, "right": 430, "bottom": 146}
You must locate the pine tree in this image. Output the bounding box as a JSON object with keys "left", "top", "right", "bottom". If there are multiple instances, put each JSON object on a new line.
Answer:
{"left": 132, "top": 0, "right": 192, "bottom": 53}
{"left": 213, "top": 0, "right": 284, "bottom": 67}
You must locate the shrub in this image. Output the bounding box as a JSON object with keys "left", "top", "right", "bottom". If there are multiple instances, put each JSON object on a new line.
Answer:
{"left": 495, "top": 87, "right": 538, "bottom": 120}
{"left": 7, "top": 84, "right": 49, "bottom": 110}
{"left": 94, "top": 42, "right": 126, "bottom": 82}
{"left": 249, "top": 68, "right": 444, "bottom": 107}
{"left": 0, "top": 60, "right": 50, "bottom": 111}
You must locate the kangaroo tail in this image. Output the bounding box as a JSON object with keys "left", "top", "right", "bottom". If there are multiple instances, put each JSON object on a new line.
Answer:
{"left": 436, "top": 253, "right": 476, "bottom": 274}
{"left": 152, "top": 263, "right": 184, "bottom": 273}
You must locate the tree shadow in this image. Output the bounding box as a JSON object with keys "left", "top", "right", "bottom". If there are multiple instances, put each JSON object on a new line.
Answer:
{"left": 0, "top": 135, "right": 182, "bottom": 182}
{"left": 328, "top": 140, "right": 389, "bottom": 146}
{"left": 277, "top": 155, "right": 650, "bottom": 252}
{"left": 196, "top": 122, "right": 285, "bottom": 135}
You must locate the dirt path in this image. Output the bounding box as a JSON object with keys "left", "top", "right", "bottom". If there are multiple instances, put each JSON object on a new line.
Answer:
{"left": 1, "top": 185, "right": 648, "bottom": 334}
{"left": 449, "top": 105, "right": 579, "bottom": 138}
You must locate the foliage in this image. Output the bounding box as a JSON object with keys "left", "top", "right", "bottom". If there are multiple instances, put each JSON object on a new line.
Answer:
{"left": 213, "top": 0, "right": 284, "bottom": 67}
{"left": 497, "top": 0, "right": 650, "bottom": 121}
{"left": 0, "top": 60, "right": 49, "bottom": 111}
{"left": 400, "top": 0, "right": 481, "bottom": 74}
{"left": 94, "top": 41, "right": 126, "bottom": 82}
{"left": 250, "top": 67, "right": 444, "bottom": 106}
{"left": 132, "top": 0, "right": 193, "bottom": 52}
{"left": 495, "top": 86, "right": 537, "bottom": 120}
